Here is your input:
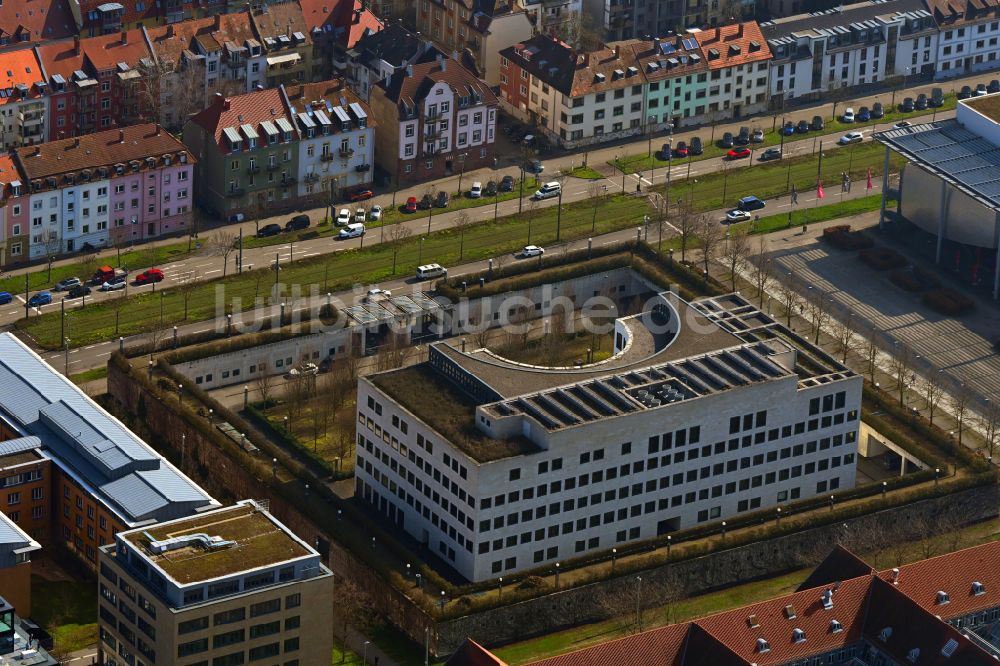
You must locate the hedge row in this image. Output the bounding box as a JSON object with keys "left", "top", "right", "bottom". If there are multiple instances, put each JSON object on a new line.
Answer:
{"left": 923, "top": 288, "right": 975, "bottom": 316}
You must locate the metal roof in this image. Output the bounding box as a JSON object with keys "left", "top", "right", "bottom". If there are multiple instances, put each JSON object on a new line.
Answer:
{"left": 0, "top": 334, "right": 216, "bottom": 525}
{"left": 222, "top": 126, "right": 242, "bottom": 144}
{"left": 275, "top": 117, "right": 294, "bottom": 134}
{"left": 349, "top": 102, "right": 368, "bottom": 121}
{"left": 876, "top": 119, "right": 1000, "bottom": 210}
{"left": 331, "top": 105, "right": 351, "bottom": 124}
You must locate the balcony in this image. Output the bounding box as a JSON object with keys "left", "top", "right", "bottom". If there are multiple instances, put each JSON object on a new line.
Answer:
{"left": 339, "top": 148, "right": 354, "bottom": 158}
{"left": 281, "top": 176, "right": 297, "bottom": 185}
{"left": 247, "top": 164, "right": 261, "bottom": 174}
{"left": 303, "top": 172, "right": 320, "bottom": 183}
{"left": 226, "top": 188, "right": 246, "bottom": 198}
{"left": 320, "top": 153, "right": 335, "bottom": 162}
{"left": 355, "top": 163, "right": 371, "bottom": 172}
{"left": 266, "top": 162, "right": 279, "bottom": 171}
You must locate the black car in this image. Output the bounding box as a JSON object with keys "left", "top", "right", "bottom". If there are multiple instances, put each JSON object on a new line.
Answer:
{"left": 500, "top": 175, "right": 515, "bottom": 192}
{"left": 257, "top": 223, "right": 282, "bottom": 237}
{"left": 930, "top": 88, "right": 944, "bottom": 106}
{"left": 990, "top": 80, "right": 1000, "bottom": 94}
{"left": 660, "top": 143, "right": 672, "bottom": 159}
{"left": 721, "top": 132, "right": 734, "bottom": 148}
{"left": 485, "top": 180, "right": 498, "bottom": 196}
{"left": 285, "top": 214, "right": 310, "bottom": 231}
{"left": 810, "top": 115, "right": 825, "bottom": 131}
{"left": 977, "top": 83, "right": 988, "bottom": 96}
{"left": 915, "top": 94, "right": 928, "bottom": 110}
{"left": 435, "top": 190, "right": 450, "bottom": 207}
{"left": 796, "top": 119, "right": 810, "bottom": 133}
{"left": 759, "top": 148, "right": 782, "bottom": 161}
{"left": 871, "top": 102, "right": 885, "bottom": 118}
{"left": 65, "top": 284, "right": 92, "bottom": 299}
{"left": 900, "top": 97, "right": 915, "bottom": 112}
{"left": 958, "top": 85, "right": 973, "bottom": 99}
{"left": 689, "top": 136, "right": 704, "bottom": 155}
{"left": 418, "top": 194, "right": 433, "bottom": 209}
{"left": 674, "top": 140, "right": 688, "bottom": 157}
{"left": 735, "top": 127, "right": 751, "bottom": 145}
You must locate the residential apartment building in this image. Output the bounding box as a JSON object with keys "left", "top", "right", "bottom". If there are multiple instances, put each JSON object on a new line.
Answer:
{"left": 0, "top": 512, "right": 41, "bottom": 616}
{"left": 928, "top": 0, "right": 1000, "bottom": 78}
{"left": 0, "top": 163, "right": 28, "bottom": 267}
{"left": 0, "top": 333, "right": 218, "bottom": 572}
{"left": 416, "top": 0, "right": 534, "bottom": 86}
{"left": 97, "top": 500, "right": 333, "bottom": 666}
{"left": 763, "top": 0, "right": 938, "bottom": 106}
{"left": 692, "top": 23, "right": 772, "bottom": 120}
{"left": 11, "top": 123, "right": 195, "bottom": 257}
{"left": 628, "top": 36, "right": 710, "bottom": 131}
{"left": 299, "top": 0, "right": 383, "bottom": 81}
{"left": 0, "top": 48, "right": 47, "bottom": 150}
{"left": 357, "top": 291, "right": 862, "bottom": 582}
{"left": 520, "top": 0, "right": 583, "bottom": 42}
{"left": 369, "top": 55, "right": 497, "bottom": 184}
{"left": 348, "top": 23, "right": 439, "bottom": 101}
{"left": 0, "top": 0, "right": 79, "bottom": 50}
{"left": 251, "top": 2, "right": 314, "bottom": 89}
{"left": 461, "top": 542, "right": 1000, "bottom": 666}
{"left": 184, "top": 80, "right": 374, "bottom": 219}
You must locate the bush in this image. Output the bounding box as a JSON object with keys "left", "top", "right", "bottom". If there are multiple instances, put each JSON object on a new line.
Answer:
{"left": 889, "top": 267, "right": 939, "bottom": 292}
{"left": 823, "top": 224, "right": 851, "bottom": 236}
{"left": 923, "top": 288, "right": 975, "bottom": 315}
{"left": 822, "top": 225, "right": 874, "bottom": 251}
{"left": 859, "top": 246, "right": 907, "bottom": 270}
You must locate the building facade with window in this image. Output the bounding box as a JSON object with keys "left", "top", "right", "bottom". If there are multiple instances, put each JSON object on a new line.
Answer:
{"left": 369, "top": 55, "right": 497, "bottom": 185}
{"left": 0, "top": 48, "right": 48, "bottom": 150}
{"left": 692, "top": 23, "right": 772, "bottom": 121}
{"left": 12, "top": 124, "right": 194, "bottom": 257}
{"left": 347, "top": 23, "right": 440, "bottom": 102}
{"left": 97, "top": 500, "right": 333, "bottom": 666}
{"left": 357, "top": 291, "right": 862, "bottom": 582}
{"left": 0, "top": 165, "right": 28, "bottom": 267}
{"left": 929, "top": 0, "right": 1000, "bottom": 78}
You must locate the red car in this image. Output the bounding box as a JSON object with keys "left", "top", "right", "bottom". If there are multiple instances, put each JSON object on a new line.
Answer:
{"left": 727, "top": 147, "right": 752, "bottom": 159}
{"left": 349, "top": 189, "right": 374, "bottom": 202}
{"left": 135, "top": 268, "right": 164, "bottom": 285}
{"left": 403, "top": 196, "right": 418, "bottom": 213}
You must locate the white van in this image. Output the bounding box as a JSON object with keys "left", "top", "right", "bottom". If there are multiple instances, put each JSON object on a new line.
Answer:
{"left": 533, "top": 182, "right": 561, "bottom": 200}
{"left": 338, "top": 223, "right": 365, "bottom": 239}
{"left": 416, "top": 263, "right": 448, "bottom": 280}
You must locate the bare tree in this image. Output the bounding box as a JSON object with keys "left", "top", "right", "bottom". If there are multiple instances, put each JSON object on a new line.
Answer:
{"left": 335, "top": 580, "right": 377, "bottom": 663}
{"left": 385, "top": 222, "right": 413, "bottom": 274}
{"left": 696, "top": 215, "right": 724, "bottom": 276}
{"left": 748, "top": 235, "right": 773, "bottom": 307}
{"left": 777, "top": 279, "right": 798, "bottom": 328}
{"left": 254, "top": 362, "right": 275, "bottom": 405}
{"left": 454, "top": 211, "right": 474, "bottom": 260}
{"left": 804, "top": 290, "right": 830, "bottom": 345}
{"left": 978, "top": 399, "right": 1000, "bottom": 459}
{"left": 674, "top": 199, "right": 701, "bottom": 263}
{"left": 209, "top": 231, "right": 238, "bottom": 277}
{"left": 589, "top": 181, "right": 607, "bottom": 234}
{"left": 863, "top": 324, "right": 881, "bottom": 383}
{"left": 525, "top": 197, "right": 540, "bottom": 244}
{"left": 374, "top": 333, "right": 412, "bottom": 372}
{"left": 308, "top": 399, "right": 332, "bottom": 453}
{"left": 283, "top": 373, "right": 311, "bottom": 428}
{"left": 889, "top": 341, "right": 914, "bottom": 406}
{"left": 723, "top": 227, "right": 751, "bottom": 288}
{"left": 921, "top": 370, "right": 946, "bottom": 425}
{"left": 495, "top": 251, "right": 509, "bottom": 275}
{"left": 951, "top": 382, "right": 974, "bottom": 446}
{"left": 831, "top": 312, "right": 857, "bottom": 364}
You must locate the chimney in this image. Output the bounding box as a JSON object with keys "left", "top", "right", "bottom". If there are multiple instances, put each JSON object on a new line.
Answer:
{"left": 155, "top": 123, "right": 162, "bottom": 135}
{"left": 73, "top": 35, "right": 81, "bottom": 55}
{"left": 406, "top": 63, "right": 413, "bottom": 77}
{"left": 353, "top": 8, "right": 362, "bottom": 24}
{"left": 215, "top": 14, "right": 222, "bottom": 30}
{"left": 74, "top": 137, "right": 80, "bottom": 147}
{"left": 58, "top": 131, "right": 65, "bottom": 140}
{"left": 34, "top": 146, "right": 41, "bottom": 156}
{"left": 891, "top": 568, "right": 900, "bottom": 585}
{"left": 121, "top": 30, "right": 128, "bottom": 45}
{"left": 223, "top": 97, "right": 232, "bottom": 110}
{"left": 167, "top": 25, "right": 174, "bottom": 37}
{"left": 119, "top": 129, "right": 125, "bottom": 143}
{"left": 613, "top": 44, "right": 620, "bottom": 58}
{"left": 438, "top": 54, "right": 446, "bottom": 71}
{"left": 737, "top": 23, "right": 744, "bottom": 38}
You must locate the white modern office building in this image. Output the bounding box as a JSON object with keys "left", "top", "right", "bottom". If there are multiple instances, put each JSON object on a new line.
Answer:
{"left": 356, "top": 288, "right": 862, "bottom": 581}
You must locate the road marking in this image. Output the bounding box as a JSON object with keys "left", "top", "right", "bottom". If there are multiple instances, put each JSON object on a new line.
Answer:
{"left": 204, "top": 269, "right": 221, "bottom": 275}
{"left": 96, "top": 351, "right": 113, "bottom": 357}
{"left": 84, "top": 344, "right": 99, "bottom": 350}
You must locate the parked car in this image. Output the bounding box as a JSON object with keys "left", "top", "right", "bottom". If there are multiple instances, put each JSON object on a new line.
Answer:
{"left": 520, "top": 245, "right": 545, "bottom": 258}
{"left": 336, "top": 208, "right": 352, "bottom": 225}
{"left": 369, "top": 204, "right": 382, "bottom": 221}
{"left": 726, "top": 209, "right": 753, "bottom": 223}
{"left": 839, "top": 131, "right": 865, "bottom": 145}
{"left": 500, "top": 175, "right": 515, "bottom": 192}
{"left": 257, "top": 223, "right": 282, "bottom": 237}
{"left": 355, "top": 208, "right": 367, "bottom": 223}
{"left": 27, "top": 292, "right": 52, "bottom": 307}
{"left": 470, "top": 182, "right": 483, "bottom": 198}
{"left": 811, "top": 115, "right": 826, "bottom": 131}
{"left": 435, "top": 190, "right": 450, "bottom": 207}
{"left": 660, "top": 143, "right": 673, "bottom": 159}
{"left": 737, "top": 195, "right": 766, "bottom": 211}
{"left": 403, "top": 197, "right": 418, "bottom": 213}
{"left": 841, "top": 108, "right": 855, "bottom": 123}
{"left": 900, "top": 97, "right": 915, "bottom": 112}
{"left": 727, "top": 147, "right": 752, "bottom": 159}
{"left": 721, "top": 131, "right": 734, "bottom": 148}
{"left": 856, "top": 106, "right": 871, "bottom": 122}
{"left": 0, "top": 292, "right": 11, "bottom": 305}
{"left": 53, "top": 277, "right": 81, "bottom": 291}
{"left": 416, "top": 263, "right": 448, "bottom": 280}
{"left": 781, "top": 122, "right": 796, "bottom": 136}
{"left": 285, "top": 214, "right": 310, "bottom": 231}
{"left": 759, "top": 148, "right": 782, "bottom": 161}
{"left": 90, "top": 265, "right": 127, "bottom": 285}
{"left": 751, "top": 128, "right": 765, "bottom": 142}
{"left": 338, "top": 223, "right": 365, "bottom": 239}
{"left": 893, "top": 121, "right": 912, "bottom": 129}
{"left": 485, "top": 180, "right": 498, "bottom": 196}
{"left": 101, "top": 277, "right": 127, "bottom": 291}
{"left": 349, "top": 189, "right": 374, "bottom": 202}
{"left": 871, "top": 102, "right": 885, "bottom": 119}
{"left": 284, "top": 363, "right": 318, "bottom": 379}
{"left": 417, "top": 194, "right": 433, "bottom": 210}
{"left": 65, "top": 284, "right": 92, "bottom": 299}
{"left": 673, "top": 141, "right": 689, "bottom": 157}
{"left": 689, "top": 137, "right": 704, "bottom": 155}
{"left": 135, "top": 268, "right": 164, "bottom": 285}
{"left": 735, "top": 127, "right": 751, "bottom": 145}
{"left": 976, "top": 83, "right": 989, "bottom": 96}
{"left": 930, "top": 88, "right": 944, "bottom": 106}
{"left": 533, "top": 182, "right": 561, "bottom": 200}
{"left": 990, "top": 80, "right": 1000, "bottom": 94}
{"left": 525, "top": 160, "right": 544, "bottom": 174}
{"left": 796, "top": 119, "right": 810, "bottom": 133}
{"left": 364, "top": 287, "right": 391, "bottom": 301}
{"left": 958, "top": 85, "right": 973, "bottom": 99}
{"left": 915, "top": 93, "right": 928, "bottom": 110}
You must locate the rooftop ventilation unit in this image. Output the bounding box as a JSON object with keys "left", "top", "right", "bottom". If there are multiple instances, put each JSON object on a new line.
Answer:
{"left": 783, "top": 604, "right": 796, "bottom": 619}
{"left": 747, "top": 614, "right": 759, "bottom": 628}
{"left": 821, "top": 589, "right": 833, "bottom": 610}
{"left": 144, "top": 531, "right": 237, "bottom": 555}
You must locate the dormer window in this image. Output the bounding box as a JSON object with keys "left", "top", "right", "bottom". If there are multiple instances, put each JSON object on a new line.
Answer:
{"left": 783, "top": 604, "right": 796, "bottom": 619}
{"left": 747, "top": 614, "right": 759, "bottom": 629}
{"left": 879, "top": 627, "right": 893, "bottom": 642}
{"left": 756, "top": 638, "right": 770, "bottom": 653}
{"left": 972, "top": 581, "right": 986, "bottom": 596}
{"left": 594, "top": 72, "right": 605, "bottom": 83}
{"left": 907, "top": 648, "right": 920, "bottom": 663}
{"left": 830, "top": 620, "right": 843, "bottom": 633}
{"left": 936, "top": 590, "right": 950, "bottom": 605}
{"left": 792, "top": 628, "right": 806, "bottom": 643}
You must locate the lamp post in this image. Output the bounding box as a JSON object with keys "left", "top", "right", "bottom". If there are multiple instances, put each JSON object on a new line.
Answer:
{"left": 493, "top": 159, "right": 500, "bottom": 224}
{"left": 611, "top": 548, "right": 617, "bottom": 574}
{"left": 555, "top": 562, "right": 560, "bottom": 588}
{"left": 456, "top": 152, "right": 468, "bottom": 197}
{"left": 635, "top": 576, "right": 643, "bottom": 631}
{"left": 363, "top": 641, "right": 370, "bottom": 666}
{"left": 64, "top": 337, "right": 70, "bottom": 375}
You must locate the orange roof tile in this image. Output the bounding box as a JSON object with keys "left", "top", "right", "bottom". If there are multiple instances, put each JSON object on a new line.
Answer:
{"left": 527, "top": 622, "right": 691, "bottom": 666}
{"left": 445, "top": 638, "right": 508, "bottom": 666}
{"left": 187, "top": 87, "right": 295, "bottom": 150}
{"left": 694, "top": 22, "right": 771, "bottom": 71}
{"left": 252, "top": 2, "right": 312, "bottom": 46}
{"left": 0, "top": 154, "right": 19, "bottom": 200}
{"left": 0, "top": 48, "right": 44, "bottom": 105}
{"left": 284, "top": 78, "right": 377, "bottom": 128}
{"left": 879, "top": 541, "right": 1000, "bottom": 621}
{"left": 299, "top": 0, "right": 383, "bottom": 48}
{"left": 34, "top": 39, "right": 86, "bottom": 81}
{"left": 81, "top": 29, "right": 153, "bottom": 72}
{"left": 78, "top": 0, "right": 163, "bottom": 28}
{"left": 0, "top": 0, "right": 78, "bottom": 44}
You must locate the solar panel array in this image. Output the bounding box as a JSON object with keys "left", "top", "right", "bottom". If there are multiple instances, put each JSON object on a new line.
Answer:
{"left": 343, "top": 292, "right": 442, "bottom": 325}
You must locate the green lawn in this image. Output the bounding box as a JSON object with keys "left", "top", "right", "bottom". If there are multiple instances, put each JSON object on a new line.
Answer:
{"left": 613, "top": 94, "right": 956, "bottom": 174}
{"left": 30, "top": 575, "right": 98, "bottom": 655}
{"left": 69, "top": 366, "right": 109, "bottom": 385}
{"left": 567, "top": 166, "right": 604, "bottom": 180}
{"left": 0, "top": 241, "right": 192, "bottom": 296}
{"left": 332, "top": 641, "right": 365, "bottom": 665}
{"left": 725, "top": 193, "right": 891, "bottom": 236}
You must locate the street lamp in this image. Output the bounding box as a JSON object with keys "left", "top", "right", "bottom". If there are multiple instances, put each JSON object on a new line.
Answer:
{"left": 456, "top": 152, "right": 469, "bottom": 197}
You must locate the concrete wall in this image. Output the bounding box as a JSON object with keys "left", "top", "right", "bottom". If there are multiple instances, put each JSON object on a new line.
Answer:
{"left": 900, "top": 163, "right": 999, "bottom": 249}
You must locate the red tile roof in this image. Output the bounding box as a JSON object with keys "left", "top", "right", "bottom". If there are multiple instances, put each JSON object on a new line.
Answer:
{"left": 284, "top": 78, "right": 377, "bottom": 127}
{"left": 626, "top": 37, "right": 708, "bottom": 84}
{"left": 145, "top": 13, "right": 259, "bottom": 66}
{"left": 380, "top": 56, "right": 497, "bottom": 110}
{"left": 14, "top": 123, "right": 192, "bottom": 184}
{"left": 526, "top": 622, "right": 690, "bottom": 666}
{"left": 0, "top": 48, "right": 44, "bottom": 105}
{"left": 445, "top": 638, "right": 508, "bottom": 666}
{"left": 79, "top": 28, "right": 153, "bottom": 73}
{"left": 298, "top": 0, "right": 383, "bottom": 48}
{"left": 694, "top": 22, "right": 771, "bottom": 71}
{"left": 34, "top": 39, "right": 86, "bottom": 81}
{"left": 0, "top": 0, "right": 78, "bottom": 44}
{"left": 797, "top": 544, "right": 874, "bottom": 592}
{"left": 879, "top": 541, "right": 1000, "bottom": 621}
{"left": 251, "top": 2, "right": 312, "bottom": 46}
{"left": 187, "top": 87, "right": 294, "bottom": 150}
{"left": 0, "top": 155, "right": 18, "bottom": 200}
{"left": 78, "top": 0, "right": 164, "bottom": 29}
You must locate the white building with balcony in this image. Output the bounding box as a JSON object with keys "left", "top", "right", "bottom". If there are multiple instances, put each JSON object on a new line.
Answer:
{"left": 928, "top": 0, "right": 1000, "bottom": 79}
